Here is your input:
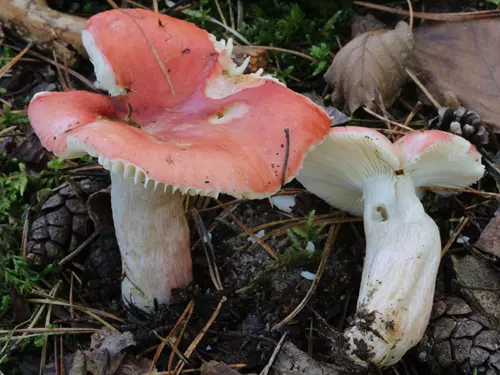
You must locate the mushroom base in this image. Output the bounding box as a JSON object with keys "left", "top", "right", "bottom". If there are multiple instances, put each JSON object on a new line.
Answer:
{"left": 344, "top": 176, "right": 441, "bottom": 367}
{"left": 110, "top": 173, "right": 192, "bottom": 313}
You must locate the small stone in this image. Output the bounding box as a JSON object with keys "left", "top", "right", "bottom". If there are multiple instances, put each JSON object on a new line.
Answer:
{"left": 469, "top": 347, "right": 490, "bottom": 367}
{"left": 453, "top": 318, "right": 482, "bottom": 338}
{"left": 66, "top": 198, "right": 87, "bottom": 214}
{"left": 58, "top": 184, "right": 76, "bottom": 196}
{"left": 48, "top": 226, "right": 71, "bottom": 245}
{"left": 46, "top": 207, "right": 71, "bottom": 226}
{"left": 450, "top": 338, "right": 472, "bottom": 363}
{"left": 432, "top": 317, "right": 456, "bottom": 341}
{"left": 41, "top": 194, "right": 64, "bottom": 210}
{"left": 445, "top": 297, "right": 472, "bottom": 315}
{"left": 489, "top": 352, "right": 500, "bottom": 371}
{"left": 474, "top": 330, "right": 500, "bottom": 351}
{"left": 468, "top": 312, "right": 497, "bottom": 329}
{"left": 431, "top": 300, "right": 447, "bottom": 319}
{"left": 433, "top": 341, "right": 453, "bottom": 368}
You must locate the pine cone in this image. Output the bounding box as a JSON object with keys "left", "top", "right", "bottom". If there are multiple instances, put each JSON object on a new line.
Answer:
{"left": 427, "top": 107, "right": 489, "bottom": 147}
{"left": 425, "top": 296, "right": 500, "bottom": 374}
{"left": 27, "top": 177, "right": 109, "bottom": 266}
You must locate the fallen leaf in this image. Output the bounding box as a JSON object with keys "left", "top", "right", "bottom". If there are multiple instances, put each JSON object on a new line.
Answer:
{"left": 412, "top": 19, "right": 500, "bottom": 132}
{"left": 475, "top": 208, "right": 500, "bottom": 257}
{"left": 452, "top": 254, "right": 500, "bottom": 326}
{"left": 114, "top": 356, "right": 158, "bottom": 375}
{"left": 69, "top": 351, "right": 87, "bottom": 375}
{"left": 232, "top": 46, "right": 269, "bottom": 73}
{"left": 11, "top": 133, "right": 50, "bottom": 166}
{"left": 272, "top": 342, "right": 344, "bottom": 375}
{"left": 324, "top": 21, "right": 414, "bottom": 114}
{"left": 84, "top": 328, "right": 136, "bottom": 375}
{"left": 302, "top": 92, "right": 351, "bottom": 125}
{"left": 350, "top": 14, "right": 386, "bottom": 38}
{"left": 200, "top": 361, "right": 247, "bottom": 375}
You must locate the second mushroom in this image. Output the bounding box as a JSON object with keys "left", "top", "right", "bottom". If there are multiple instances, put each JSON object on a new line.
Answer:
{"left": 27, "top": 9, "right": 331, "bottom": 313}
{"left": 297, "top": 127, "right": 484, "bottom": 366}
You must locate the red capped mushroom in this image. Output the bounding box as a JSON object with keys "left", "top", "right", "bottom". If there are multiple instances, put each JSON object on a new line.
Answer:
{"left": 28, "top": 9, "right": 330, "bottom": 313}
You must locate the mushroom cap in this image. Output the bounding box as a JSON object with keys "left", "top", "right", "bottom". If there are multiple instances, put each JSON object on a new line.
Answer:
{"left": 394, "top": 130, "right": 485, "bottom": 190}
{"left": 296, "top": 127, "right": 485, "bottom": 216}
{"left": 296, "top": 126, "right": 401, "bottom": 216}
{"left": 28, "top": 9, "right": 330, "bottom": 199}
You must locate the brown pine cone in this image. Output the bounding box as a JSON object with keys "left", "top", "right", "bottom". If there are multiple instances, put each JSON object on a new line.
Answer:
{"left": 424, "top": 296, "right": 500, "bottom": 375}
{"left": 27, "top": 177, "right": 109, "bottom": 266}
{"left": 427, "top": 107, "right": 489, "bottom": 147}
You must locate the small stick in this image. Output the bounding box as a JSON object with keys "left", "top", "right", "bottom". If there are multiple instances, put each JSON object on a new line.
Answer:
{"left": 58, "top": 230, "right": 99, "bottom": 266}
{"left": 173, "top": 297, "right": 227, "bottom": 375}
{"left": 237, "top": 0, "right": 244, "bottom": 30}
{"left": 402, "top": 101, "right": 422, "bottom": 128}
{"left": 406, "top": 0, "right": 414, "bottom": 29}
{"left": 0, "top": 42, "right": 33, "bottom": 80}
{"left": 106, "top": 0, "right": 120, "bottom": 8}
{"left": 167, "top": 302, "right": 195, "bottom": 373}
{"left": 363, "top": 107, "right": 414, "bottom": 131}
{"left": 421, "top": 186, "right": 500, "bottom": 198}
{"left": 217, "top": 200, "right": 278, "bottom": 259}
{"left": 405, "top": 68, "right": 442, "bottom": 109}
{"left": 281, "top": 128, "right": 290, "bottom": 186}
{"left": 273, "top": 224, "right": 341, "bottom": 330}
{"left": 149, "top": 300, "right": 195, "bottom": 375}
{"left": 214, "top": 0, "right": 228, "bottom": 26}
{"left": 153, "top": 0, "right": 159, "bottom": 12}
{"left": 259, "top": 332, "right": 288, "bottom": 375}
{"left": 20, "top": 210, "right": 30, "bottom": 260}
{"left": 441, "top": 216, "right": 469, "bottom": 257}
{"left": 228, "top": 0, "right": 236, "bottom": 29}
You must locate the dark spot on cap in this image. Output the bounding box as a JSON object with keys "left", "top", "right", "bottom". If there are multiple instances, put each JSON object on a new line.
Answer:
{"left": 182, "top": 48, "right": 191, "bottom": 54}
{"left": 205, "top": 180, "right": 210, "bottom": 184}
{"left": 280, "top": 144, "right": 284, "bottom": 148}
{"left": 158, "top": 19, "right": 164, "bottom": 27}
{"left": 168, "top": 69, "right": 171, "bottom": 73}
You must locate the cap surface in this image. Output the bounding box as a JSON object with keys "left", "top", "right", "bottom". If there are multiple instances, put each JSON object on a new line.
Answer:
{"left": 394, "top": 130, "right": 485, "bottom": 190}
{"left": 28, "top": 9, "right": 331, "bottom": 199}
{"left": 296, "top": 126, "right": 401, "bottom": 216}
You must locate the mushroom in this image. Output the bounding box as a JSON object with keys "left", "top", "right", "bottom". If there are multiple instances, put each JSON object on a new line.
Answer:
{"left": 28, "top": 9, "right": 331, "bottom": 313}
{"left": 296, "top": 127, "right": 484, "bottom": 366}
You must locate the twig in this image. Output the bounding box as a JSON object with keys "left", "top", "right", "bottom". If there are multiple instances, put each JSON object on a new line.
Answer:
{"left": 406, "top": 0, "right": 413, "bottom": 29}
{"left": 217, "top": 200, "right": 278, "bottom": 259}
{"left": 281, "top": 128, "right": 290, "bottom": 186}
{"left": 153, "top": 0, "right": 159, "bottom": 12}
{"left": 191, "top": 209, "right": 223, "bottom": 290}
{"left": 237, "top": 45, "right": 315, "bottom": 62}
{"left": 353, "top": 1, "right": 500, "bottom": 21}
{"left": 106, "top": 0, "right": 120, "bottom": 8}
{"left": 402, "top": 101, "right": 422, "bottom": 129}
{"left": 20, "top": 210, "right": 30, "bottom": 260}
{"left": 421, "top": 186, "right": 500, "bottom": 198}
{"left": 173, "top": 297, "right": 227, "bottom": 375}
{"left": 363, "top": 107, "right": 414, "bottom": 132}
{"left": 259, "top": 332, "right": 288, "bottom": 375}
{"left": 0, "top": 42, "right": 33, "bottom": 80}
{"left": 118, "top": 9, "right": 176, "bottom": 96}
{"left": 150, "top": 300, "right": 195, "bottom": 375}
{"left": 214, "top": 0, "right": 228, "bottom": 26}
{"left": 228, "top": 0, "right": 235, "bottom": 29}
{"left": 405, "top": 68, "right": 442, "bottom": 109}
{"left": 441, "top": 216, "right": 469, "bottom": 257}
{"left": 58, "top": 230, "right": 99, "bottom": 266}
{"left": 273, "top": 224, "right": 341, "bottom": 330}
{"left": 237, "top": 0, "right": 243, "bottom": 30}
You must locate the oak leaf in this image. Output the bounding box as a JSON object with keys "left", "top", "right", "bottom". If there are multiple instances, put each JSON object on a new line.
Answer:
{"left": 324, "top": 21, "right": 414, "bottom": 114}
{"left": 412, "top": 19, "right": 500, "bottom": 132}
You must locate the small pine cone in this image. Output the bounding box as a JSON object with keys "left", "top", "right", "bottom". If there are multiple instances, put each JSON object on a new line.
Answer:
{"left": 27, "top": 177, "right": 109, "bottom": 266}
{"left": 425, "top": 296, "right": 500, "bottom": 375}
{"left": 427, "top": 107, "right": 489, "bottom": 147}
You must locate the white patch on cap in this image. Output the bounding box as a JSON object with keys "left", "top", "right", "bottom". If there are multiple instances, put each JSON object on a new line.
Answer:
{"left": 209, "top": 103, "right": 250, "bottom": 124}
{"left": 82, "top": 30, "right": 126, "bottom": 97}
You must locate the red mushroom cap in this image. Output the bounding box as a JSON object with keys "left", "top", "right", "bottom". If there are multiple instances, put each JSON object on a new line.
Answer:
{"left": 28, "top": 9, "right": 330, "bottom": 198}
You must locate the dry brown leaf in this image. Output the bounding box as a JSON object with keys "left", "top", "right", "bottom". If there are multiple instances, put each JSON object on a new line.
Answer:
{"left": 200, "top": 361, "right": 248, "bottom": 375}
{"left": 324, "top": 21, "right": 414, "bottom": 114}
{"left": 412, "top": 19, "right": 500, "bottom": 132}
{"left": 475, "top": 208, "right": 500, "bottom": 257}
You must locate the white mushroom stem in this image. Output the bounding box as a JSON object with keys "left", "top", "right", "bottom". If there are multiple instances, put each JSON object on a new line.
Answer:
{"left": 110, "top": 173, "right": 192, "bottom": 313}
{"left": 344, "top": 175, "right": 441, "bottom": 366}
